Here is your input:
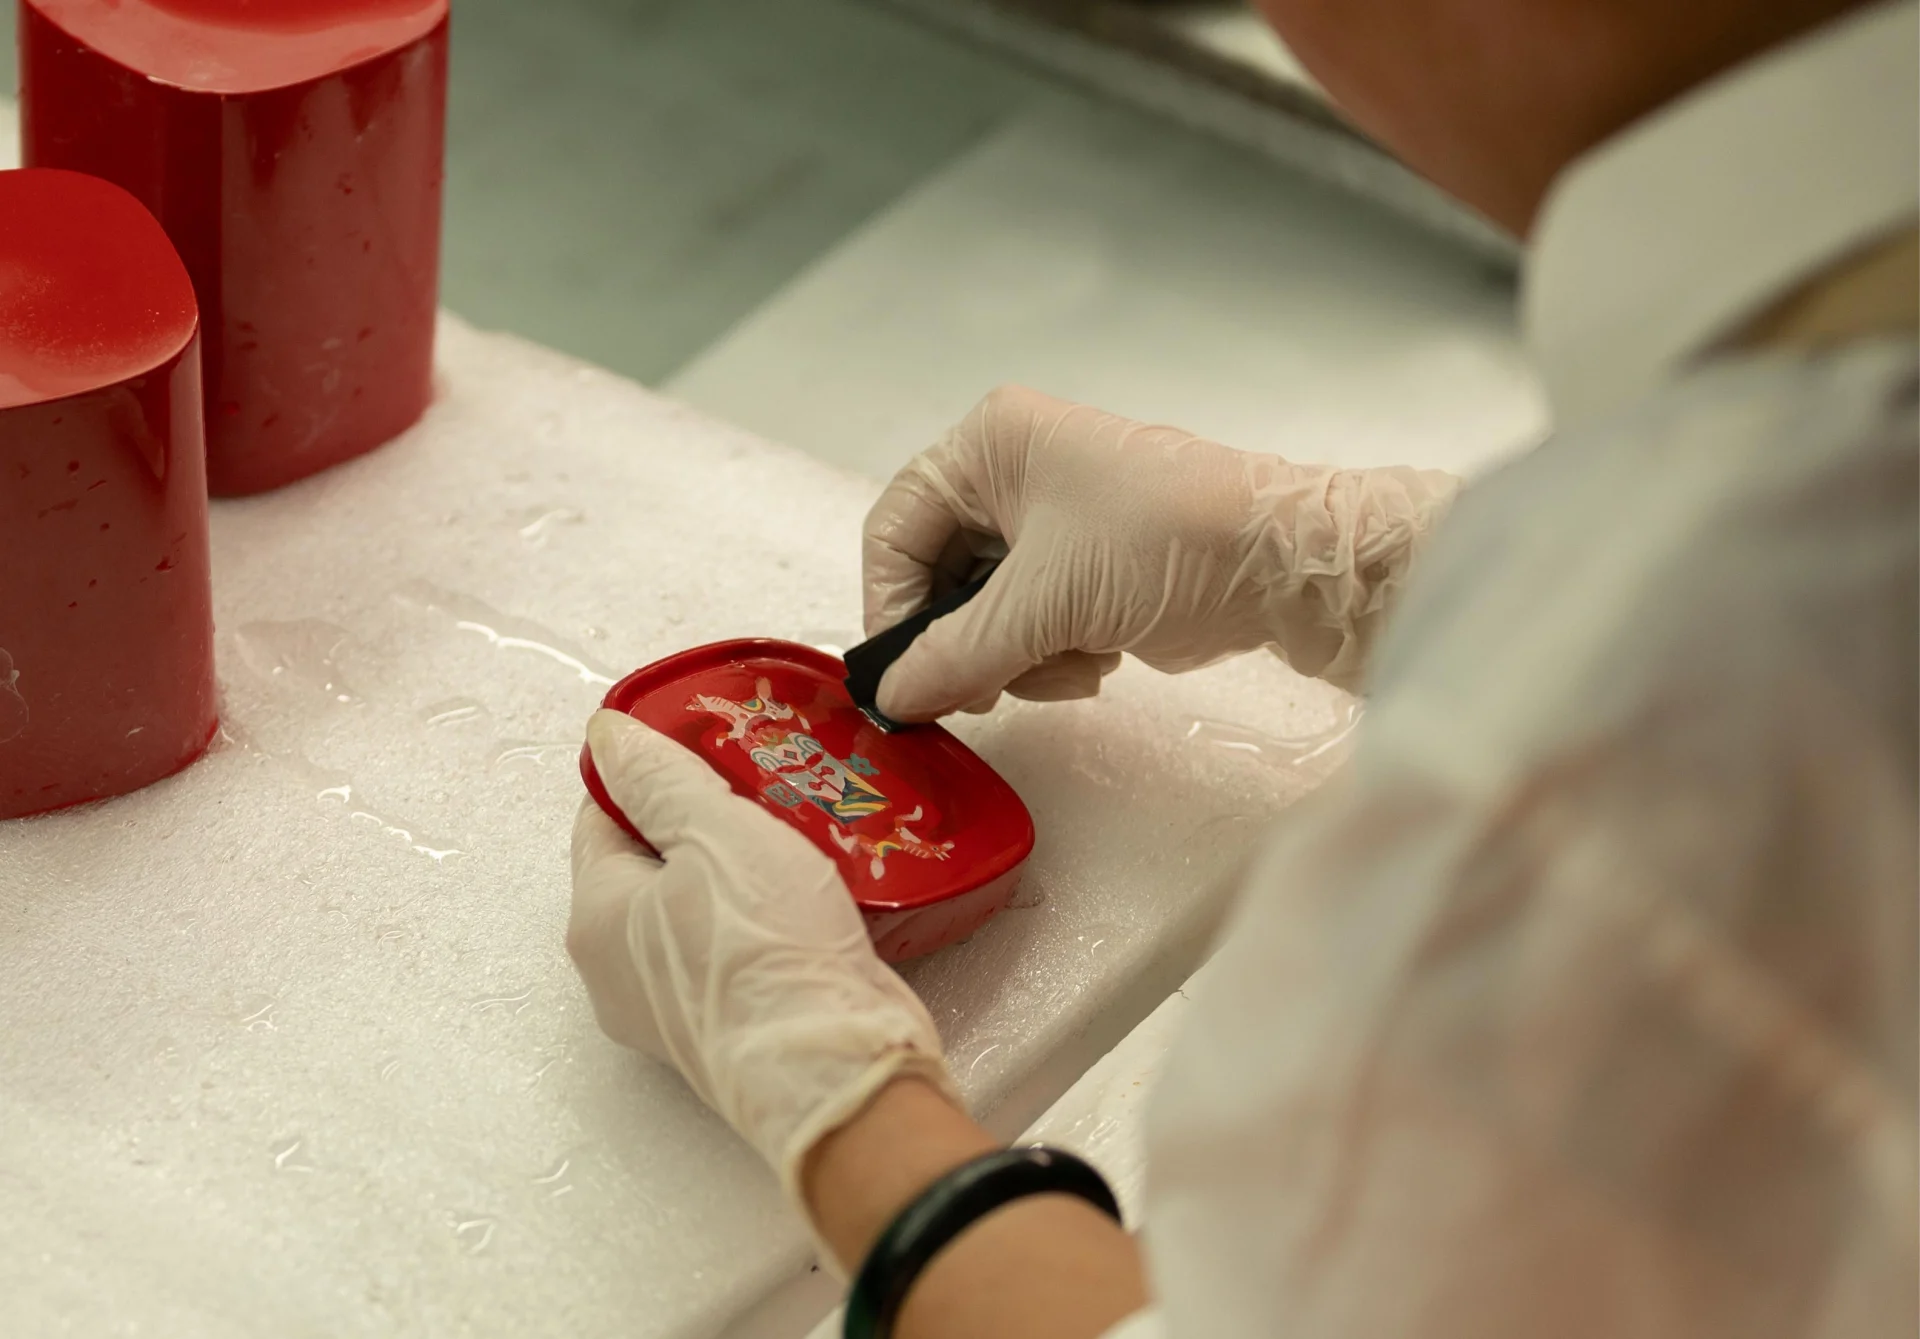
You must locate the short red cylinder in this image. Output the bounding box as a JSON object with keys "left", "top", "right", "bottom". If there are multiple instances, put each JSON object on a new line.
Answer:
{"left": 19, "top": 0, "right": 450, "bottom": 496}
{"left": 1, "top": 168, "right": 217, "bottom": 819}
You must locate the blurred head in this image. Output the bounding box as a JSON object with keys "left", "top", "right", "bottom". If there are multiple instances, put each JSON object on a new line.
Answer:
{"left": 1254, "top": 0, "right": 1874, "bottom": 235}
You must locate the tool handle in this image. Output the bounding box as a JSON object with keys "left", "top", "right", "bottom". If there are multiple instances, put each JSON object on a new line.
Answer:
{"left": 842, "top": 564, "right": 999, "bottom": 731}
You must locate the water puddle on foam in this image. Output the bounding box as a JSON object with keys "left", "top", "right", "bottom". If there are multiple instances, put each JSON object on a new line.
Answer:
{"left": 232, "top": 620, "right": 360, "bottom": 705}
{"left": 393, "top": 581, "right": 616, "bottom": 687}
{"left": 313, "top": 775, "right": 465, "bottom": 862}
{"left": 1182, "top": 700, "right": 1364, "bottom": 769}
{"left": 214, "top": 720, "right": 465, "bottom": 863}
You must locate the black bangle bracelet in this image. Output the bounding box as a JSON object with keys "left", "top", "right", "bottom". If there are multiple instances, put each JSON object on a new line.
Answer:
{"left": 843, "top": 1146, "right": 1122, "bottom": 1339}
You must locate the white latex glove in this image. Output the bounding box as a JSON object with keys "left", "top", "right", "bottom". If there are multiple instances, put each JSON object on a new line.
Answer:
{"left": 862, "top": 385, "right": 1460, "bottom": 720}
{"left": 568, "top": 709, "right": 958, "bottom": 1206}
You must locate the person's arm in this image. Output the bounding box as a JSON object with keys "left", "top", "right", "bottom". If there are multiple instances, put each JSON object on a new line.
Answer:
{"left": 804, "top": 1075, "right": 1149, "bottom": 1339}
{"left": 568, "top": 711, "right": 1151, "bottom": 1338}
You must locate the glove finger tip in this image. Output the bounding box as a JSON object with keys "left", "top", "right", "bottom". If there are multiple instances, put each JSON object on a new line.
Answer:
{"left": 584, "top": 710, "right": 646, "bottom": 782}
{"left": 874, "top": 665, "right": 946, "bottom": 725}
{"left": 587, "top": 714, "right": 742, "bottom": 850}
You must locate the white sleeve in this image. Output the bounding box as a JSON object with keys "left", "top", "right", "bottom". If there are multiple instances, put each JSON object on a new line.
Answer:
{"left": 1139, "top": 665, "right": 1915, "bottom": 1339}
{"left": 1098, "top": 1306, "right": 1168, "bottom": 1339}
{"left": 1136, "top": 346, "right": 1917, "bottom": 1339}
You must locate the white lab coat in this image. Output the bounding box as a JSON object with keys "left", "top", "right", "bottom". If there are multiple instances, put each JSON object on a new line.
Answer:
{"left": 1141, "top": 337, "right": 1916, "bottom": 1339}
{"left": 1116, "top": 5, "right": 1919, "bottom": 1336}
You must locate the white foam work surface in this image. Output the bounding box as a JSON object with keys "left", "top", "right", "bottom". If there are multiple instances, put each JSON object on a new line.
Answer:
{"left": 0, "top": 315, "right": 1351, "bottom": 1337}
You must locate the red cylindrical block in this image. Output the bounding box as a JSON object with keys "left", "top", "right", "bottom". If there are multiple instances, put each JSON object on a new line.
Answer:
{"left": 20, "top": 0, "right": 449, "bottom": 496}
{"left": 1, "top": 168, "right": 217, "bottom": 819}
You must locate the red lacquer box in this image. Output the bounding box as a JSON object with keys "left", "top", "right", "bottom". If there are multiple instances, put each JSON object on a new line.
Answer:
{"left": 20, "top": 0, "right": 449, "bottom": 496}
{"left": 1, "top": 168, "right": 217, "bottom": 818}
{"left": 582, "top": 641, "right": 1035, "bottom": 963}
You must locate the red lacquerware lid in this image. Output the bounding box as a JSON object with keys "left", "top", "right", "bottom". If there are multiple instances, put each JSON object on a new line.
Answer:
{"left": 25, "top": 0, "right": 448, "bottom": 94}
{"left": 581, "top": 640, "right": 1034, "bottom": 916}
{"left": 0, "top": 169, "right": 199, "bottom": 411}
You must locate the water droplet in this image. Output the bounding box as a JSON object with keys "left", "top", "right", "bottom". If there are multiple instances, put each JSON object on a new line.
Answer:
{"left": 527, "top": 1045, "right": 569, "bottom": 1087}
{"left": 211, "top": 717, "right": 257, "bottom": 754}
{"left": 531, "top": 1157, "right": 575, "bottom": 1198}
{"left": 232, "top": 620, "right": 361, "bottom": 705}
{"left": 422, "top": 697, "right": 486, "bottom": 728}
{"left": 0, "top": 647, "right": 28, "bottom": 744}
{"left": 1069, "top": 745, "right": 1124, "bottom": 789}
{"left": 270, "top": 1137, "right": 315, "bottom": 1172}
{"left": 513, "top": 505, "right": 584, "bottom": 548}
{"left": 450, "top": 1213, "right": 496, "bottom": 1254}
{"left": 957, "top": 1032, "right": 1024, "bottom": 1088}
{"left": 1183, "top": 720, "right": 1269, "bottom": 756}
{"left": 394, "top": 581, "right": 616, "bottom": 686}
{"left": 217, "top": 736, "right": 464, "bottom": 862}
{"left": 491, "top": 740, "right": 575, "bottom": 769}
{"left": 1182, "top": 702, "right": 1363, "bottom": 768}
{"left": 470, "top": 987, "right": 535, "bottom": 1018}
{"left": 1076, "top": 920, "right": 1124, "bottom": 960}
{"left": 233, "top": 996, "right": 279, "bottom": 1031}
{"left": 1006, "top": 881, "right": 1048, "bottom": 910}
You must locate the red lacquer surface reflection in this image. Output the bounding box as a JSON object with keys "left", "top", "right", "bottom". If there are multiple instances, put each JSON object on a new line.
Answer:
{"left": 22, "top": 0, "right": 449, "bottom": 495}
{"left": 1, "top": 169, "right": 217, "bottom": 818}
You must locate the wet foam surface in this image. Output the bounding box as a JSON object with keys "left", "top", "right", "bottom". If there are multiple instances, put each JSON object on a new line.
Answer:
{"left": 0, "top": 315, "right": 1350, "bottom": 1337}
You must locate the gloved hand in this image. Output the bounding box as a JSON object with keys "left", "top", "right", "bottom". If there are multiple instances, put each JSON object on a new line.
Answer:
{"left": 568, "top": 709, "right": 958, "bottom": 1207}
{"left": 862, "top": 385, "right": 1460, "bottom": 721}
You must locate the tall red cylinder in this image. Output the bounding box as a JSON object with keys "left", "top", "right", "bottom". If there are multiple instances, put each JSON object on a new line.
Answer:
{"left": 19, "top": 0, "right": 449, "bottom": 496}
{"left": 1, "top": 168, "right": 217, "bottom": 819}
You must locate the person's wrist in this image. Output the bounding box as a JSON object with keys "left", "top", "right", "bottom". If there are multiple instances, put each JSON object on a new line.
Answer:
{"left": 802, "top": 1074, "right": 996, "bottom": 1275}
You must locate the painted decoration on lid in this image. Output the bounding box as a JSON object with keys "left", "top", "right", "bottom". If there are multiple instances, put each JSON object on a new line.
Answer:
{"left": 688, "top": 679, "right": 954, "bottom": 881}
